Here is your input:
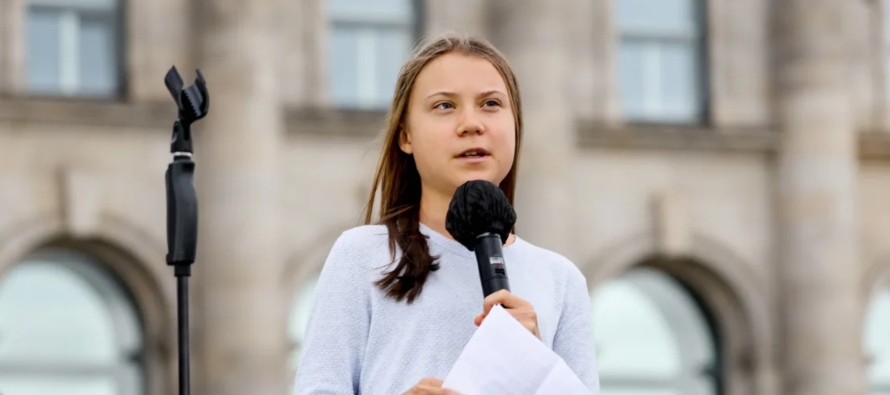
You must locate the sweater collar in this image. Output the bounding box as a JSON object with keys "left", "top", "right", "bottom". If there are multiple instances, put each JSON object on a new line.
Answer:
{"left": 418, "top": 222, "right": 524, "bottom": 259}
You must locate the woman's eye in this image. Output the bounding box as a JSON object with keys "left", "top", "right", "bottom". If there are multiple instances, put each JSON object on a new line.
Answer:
{"left": 483, "top": 100, "right": 501, "bottom": 108}
{"left": 435, "top": 102, "right": 454, "bottom": 110}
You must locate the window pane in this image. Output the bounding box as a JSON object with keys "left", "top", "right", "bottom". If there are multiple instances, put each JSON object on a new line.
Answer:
{"left": 0, "top": 262, "right": 117, "bottom": 364}
{"left": 618, "top": 38, "right": 700, "bottom": 123}
{"left": 593, "top": 275, "right": 681, "bottom": 378}
{"left": 327, "top": 26, "right": 411, "bottom": 109}
{"left": 26, "top": 8, "right": 61, "bottom": 93}
{"left": 0, "top": 249, "right": 144, "bottom": 395}
{"left": 328, "top": 0, "right": 412, "bottom": 23}
{"left": 28, "top": 0, "right": 116, "bottom": 10}
{"left": 592, "top": 267, "right": 718, "bottom": 395}
{"left": 866, "top": 289, "right": 890, "bottom": 386}
{"left": 372, "top": 28, "right": 412, "bottom": 106}
{"left": 328, "top": 26, "right": 361, "bottom": 107}
{"left": 659, "top": 42, "right": 700, "bottom": 122}
{"left": 617, "top": 0, "right": 697, "bottom": 37}
{"left": 79, "top": 13, "right": 118, "bottom": 96}
{"left": 0, "top": 375, "right": 117, "bottom": 395}
{"left": 288, "top": 276, "right": 319, "bottom": 372}
{"left": 617, "top": 40, "right": 649, "bottom": 121}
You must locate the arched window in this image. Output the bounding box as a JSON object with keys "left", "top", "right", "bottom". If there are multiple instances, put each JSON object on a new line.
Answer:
{"left": 865, "top": 287, "right": 890, "bottom": 395}
{"left": 288, "top": 275, "right": 319, "bottom": 373}
{"left": 25, "top": 0, "right": 123, "bottom": 97}
{"left": 615, "top": 0, "right": 706, "bottom": 123}
{"left": 592, "top": 266, "right": 721, "bottom": 395}
{"left": 0, "top": 248, "right": 143, "bottom": 395}
{"left": 326, "top": 0, "right": 420, "bottom": 109}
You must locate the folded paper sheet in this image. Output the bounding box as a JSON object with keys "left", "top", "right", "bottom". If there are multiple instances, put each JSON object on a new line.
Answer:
{"left": 442, "top": 305, "right": 593, "bottom": 395}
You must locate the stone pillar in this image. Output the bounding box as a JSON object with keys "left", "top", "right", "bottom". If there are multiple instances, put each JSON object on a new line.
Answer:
{"left": 566, "top": 0, "right": 620, "bottom": 125}
{"left": 773, "top": 2, "right": 865, "bottom": 395}
{"left": 193, "top": 1, "right": 287, "bottom": 395}
{"left": 487, "top": 0, "right": 576, "bottom": 256}
{"left": 281, "top": 0, "right": 325, "bottom": 108}
{"left": 0, "top": 0, "right": 25, "bottom": 94}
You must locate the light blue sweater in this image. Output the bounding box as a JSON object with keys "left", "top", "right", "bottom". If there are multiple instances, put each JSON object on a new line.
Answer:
{"left": 292, "top": 223, "right": 600, "bottom": 394}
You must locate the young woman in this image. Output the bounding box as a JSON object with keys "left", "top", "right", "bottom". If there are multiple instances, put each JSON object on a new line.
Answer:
{"left": 292, "top": 34, "right": 599, "bottom": 395}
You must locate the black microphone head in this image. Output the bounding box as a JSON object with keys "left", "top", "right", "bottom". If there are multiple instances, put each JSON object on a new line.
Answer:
{"left": 445, "top": 180, "right": 517, "bottom": 251}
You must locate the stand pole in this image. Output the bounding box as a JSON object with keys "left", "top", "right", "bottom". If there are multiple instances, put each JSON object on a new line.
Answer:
{"left": 176, "top": 272, "right": 190, "bottom": 395}
{"left": 163, "top": 66, "right": 209, "bottom": 395}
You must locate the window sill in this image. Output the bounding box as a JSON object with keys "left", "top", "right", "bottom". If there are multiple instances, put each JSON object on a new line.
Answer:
{"left": 579, "top": 122, "right": 890, "bottom": 161}
{"left": 0, "top": 96, "right": 172, "bottom": 129}
{"left": 577, "top": 119, "right": 779, "bottom": 154}
{"left": 859, "top": 131, "right": 890, "bottom": 160}
{"left": 286, "top": 106, "right": 387, "bottom": 138}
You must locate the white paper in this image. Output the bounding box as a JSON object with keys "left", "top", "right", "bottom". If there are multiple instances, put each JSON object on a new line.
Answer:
{"left": 442, "top": 305, "right": 592, "bottom": 395}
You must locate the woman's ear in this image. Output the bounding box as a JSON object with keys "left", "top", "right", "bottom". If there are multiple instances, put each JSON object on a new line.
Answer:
{"left": 398, "top": 126, "right": 413, "bottom": 154}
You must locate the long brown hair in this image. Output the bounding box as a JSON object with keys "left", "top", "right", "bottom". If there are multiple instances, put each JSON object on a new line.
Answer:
{"left": 361, "top": 33, "right": 524, "bottom": 304}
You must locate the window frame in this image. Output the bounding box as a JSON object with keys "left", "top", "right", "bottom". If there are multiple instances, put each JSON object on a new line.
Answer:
{"left": 614, "top": 0, "right": 711, "bottom": 126}
{"left": 325, "top": 0, "right": 424, "bottom": 110}
{"left": 23, "top": 0, "right": 126, "bottom": 100}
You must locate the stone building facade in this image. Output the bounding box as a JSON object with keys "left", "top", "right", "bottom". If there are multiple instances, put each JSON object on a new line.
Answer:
{"left": 0, "top": 1, "right": 888, "bottom": 395}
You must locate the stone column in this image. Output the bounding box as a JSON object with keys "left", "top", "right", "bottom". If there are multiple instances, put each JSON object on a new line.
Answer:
{"left": 281, "top": 0, "right": 325, "bottom": 108}
{"left": 566, "top": 0, "right": 620, "bottom": 125}
{"left": 486, "top": 0, "right": 577, "bottom": 256}
{"left": 193, "top": 1, "right": 287, "bottom": 395}
{"left": 0, "top": 0, "right": 25, "bottom": 94}
{"left": 773, "top": 2, "right": 865, "bottom": 395}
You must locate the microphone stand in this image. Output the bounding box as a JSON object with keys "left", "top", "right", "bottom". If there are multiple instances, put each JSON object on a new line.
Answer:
{"left": 163, "top": 66, "right": 209, "bottom": 395}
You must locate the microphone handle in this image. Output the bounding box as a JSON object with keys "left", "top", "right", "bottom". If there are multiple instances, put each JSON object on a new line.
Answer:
{"left": 474, "top": 233, "right": 510, "bottom": 297}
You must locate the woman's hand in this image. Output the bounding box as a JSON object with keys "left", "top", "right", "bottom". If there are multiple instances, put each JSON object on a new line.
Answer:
{"left": 474, "top": 289, "right": 541, "bottom": 339}
{"left": 402, "top": 378, "right": 461, "bottom": 395}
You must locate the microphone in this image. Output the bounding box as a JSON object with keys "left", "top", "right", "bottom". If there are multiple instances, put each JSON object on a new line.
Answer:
{"left": 445, "top": 180, "right": 517, "bottom": 298}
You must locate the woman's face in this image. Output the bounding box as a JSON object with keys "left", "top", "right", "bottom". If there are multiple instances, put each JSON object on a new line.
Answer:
{"left": 400, "top": 52, "right": 516, "bottom": 200}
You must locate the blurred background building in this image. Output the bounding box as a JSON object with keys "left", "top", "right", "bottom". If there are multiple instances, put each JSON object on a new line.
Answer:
{"left": 0, "top": 0, "right": 888, "bottom": 395}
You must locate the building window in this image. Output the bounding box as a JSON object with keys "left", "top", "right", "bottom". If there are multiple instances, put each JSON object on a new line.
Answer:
{"left": 327, "top": 0, "right": 418, "bottom": 109}
{"left": 592, "top": 267, "right": 720, "bottom": 395}
{"left": 0, "top": 249, "right": 144, "bottom": 395}
{"left": 25, "top": 0, "right": 122, "bottom": 98}
{"left": 288, "top": 275, "right": 319, "bottom": 374}
{"left": 615, "top": 0, "right": 706, "bottom": 124}
{"left": 865, "top": 287, "right": 890, "bottom": 395}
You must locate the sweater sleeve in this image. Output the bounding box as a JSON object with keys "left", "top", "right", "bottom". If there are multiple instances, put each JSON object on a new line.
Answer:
{"left": 292, "top": 232, "right": 371, "bottom": 395}
{"left": 551, "top": 266, "right": 601, "bottom": 394}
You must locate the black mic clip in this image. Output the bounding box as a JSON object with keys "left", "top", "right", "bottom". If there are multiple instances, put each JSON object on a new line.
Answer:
{"left": 164, "top": 66, "right": 209, "bottom": 274}
{"left": 164, "top": 66, "right": 209, "bottom": 156}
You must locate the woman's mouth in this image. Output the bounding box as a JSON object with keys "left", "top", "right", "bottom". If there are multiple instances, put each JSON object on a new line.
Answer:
{"left": 456, "top": 148, "right": 490, "bottom": 163}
